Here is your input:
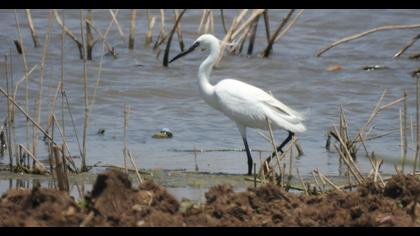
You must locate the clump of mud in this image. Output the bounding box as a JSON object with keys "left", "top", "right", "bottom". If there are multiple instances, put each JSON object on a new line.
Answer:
{"left": 0, "top": 170, "right": 419, "bottom": 226}
{"left": 0, "top": 185, "right": 85, "bottom": 226}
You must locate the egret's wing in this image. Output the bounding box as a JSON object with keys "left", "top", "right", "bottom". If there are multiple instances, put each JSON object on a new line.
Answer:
{"left": 214, "top": 79, "right": 304, "bottom": 122}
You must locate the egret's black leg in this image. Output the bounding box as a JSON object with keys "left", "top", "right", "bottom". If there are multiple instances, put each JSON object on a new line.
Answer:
{"left": 242, "top": 138, "right": 253, "bottom": 176}
{"left": 266, "top": 131, "right": 295, "bottom": 164}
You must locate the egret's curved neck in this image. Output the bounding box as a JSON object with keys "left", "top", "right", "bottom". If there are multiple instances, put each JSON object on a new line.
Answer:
{"left": 198, "top": 42, "right": 219, "bottom": 101}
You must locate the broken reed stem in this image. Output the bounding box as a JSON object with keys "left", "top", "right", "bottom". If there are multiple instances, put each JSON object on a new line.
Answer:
{"left": 109, "top": 9, "right": 125, "bottom": 40}
{"left": 394, "top": 33, "right": 420, "bottom": 58}
{"left": 247, "top": 14, "right": 260, "bottom": 55}
{"left": 153, "top": 9, "right": 167, "bottom": 50}
{"left": 33, "top": 10, "right": 53, "bottom": 158}
{"left": 162, "top": 9, "right": 187, "bottom": 67}
{"left": 128, "top": 9, "right": 137, "bottom": 50}
{"left": 262, "top": 9, "right": 295, "bottom": 58}
{"left": 53, "top": 145, "right": 69, "bottom": 192}
{"left": 18, "top": 144, "right": 48, "bottom": 173}
{"left": 123, "top": 104, "right": 130, "bottom": 174}
{"left": 296, "top": 168, "right": 308, "bottom": 195}
{"left": 85, "top": 9, "right": 94, "bottom": 60}
{"left": 145, "top": 10, "right": 155, "bottom": 45}
{"left": 333, "top": 125, "right": 365, "bottom": 184}
{"left": 264, "top": 116, "right": 282, "bottom": 178}
{"left": 53, "top": 10, "right": 84, "bottom": 59}
{"left": 262, "top": 10, "right": 271, "bottom": 44}
{"left": 52, "top": 114, "right": 77, "bottom": 172}
{"left": 215, "top": 9, "right": 249, "bottom": 66}
{"left": 25, "top": 9, "right": 40, "bottom": 47}
{"left": 1, "top": 89, "right": 57, "bottom": 143}
{"left": 127, "top": 149, "right": 143, "bottom": 184}
{"left": 174, "top": 9, "right": 185, "bottom": 51}
{"left": 80, "top": 9, "right": 89, "bottom": 172}
{"left": 84, "top": 19, "right": 117, "bottom": 58}
{"left": 316, "top": 23, "right": 420, "bottom": 57}
{"left": 314, "top": 169, "right": 344, "bottom": 193}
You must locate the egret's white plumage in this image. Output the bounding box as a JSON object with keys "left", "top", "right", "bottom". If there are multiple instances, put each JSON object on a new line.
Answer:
{"left": 170, "top": 34, "right": 306, "bottom": 175}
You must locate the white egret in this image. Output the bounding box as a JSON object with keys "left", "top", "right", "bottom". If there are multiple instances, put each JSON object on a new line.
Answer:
{"left": 170, "top": 34, "right": 306, "bottom": 175}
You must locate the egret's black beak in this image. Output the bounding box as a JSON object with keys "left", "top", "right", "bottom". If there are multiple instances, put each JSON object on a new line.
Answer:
{"left": 169, "top": 42, "right": 200, "bottom": 63}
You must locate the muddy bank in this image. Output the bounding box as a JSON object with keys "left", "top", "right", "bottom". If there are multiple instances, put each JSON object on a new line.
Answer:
{"left": 0, "top": 170, "right": 419, "bottom": 226}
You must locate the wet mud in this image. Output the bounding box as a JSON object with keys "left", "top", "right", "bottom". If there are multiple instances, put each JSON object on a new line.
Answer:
{"left": 0, "top": 170, "right": 419, "bottom": 226}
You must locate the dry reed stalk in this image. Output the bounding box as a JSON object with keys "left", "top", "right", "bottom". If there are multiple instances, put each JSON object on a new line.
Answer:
{"left": 109, "top": 9, "right": 125, "bottom": 40}
{"left": 296, "top": 168, "right": 308, "bottom": 195}
{"left": 314, "top": 169, "right": 344, "bottom": 193}
{"left": 215, "top": 9, "right": 249, "bottom": 66}
{"left": 333, "top": 126, "right": 365, "bottom": 184}
{"left": 44, "top": 81, "right": 62, "bottom": 138}
{"left": 220, "top": 9, "right": 228, "bottom": 34}
{"left": 394, "top": 33, "right": 420, "bottom": 58}
{"left": 247, "top": 14, "right": 260, "bottom": 55}
{"left": 253, "top": 162, "right": 257, "bottom": 188}
{"left": 9, "top": 49, "right": 19, "bottom": 169}
{"left": 402, "top": 91, "right": 408, "bottom": 172}
{"left": 262, "top": 10, "right": 271, "bottom": 44}
{"left": 129, "top": 9, "right": 137, "bottom": 50}
{"left": 262, "top": 9, "right": 295, "bottom": 57}
{"left": 87, "top": 41, "right": 106, "bottom": 114}
{"left": 14, "top": 10, "right": 31, "bottom": 149}
{"left": 84, "top": 19, "right": 117, "bottom": 58}
{"left": 18, "top": 144, "right": 48, "bottom": 173}
{"left": 174, "top": 9, "right": 185, "bottom": 51}
{"left": 145, "top": 10, "right": 156, "bottom": 45}
{"left": 198, "top": 9, "right": 208, "bottom": 34}
{"left": 127, "top": 150, "right": 143, "bottom": 184}
{"left": 53, "top": 10, "right": 84, "bottom": 59}
{"left": 52, "top": 114, "right": 77, "bottom": 172}
{"left": 415, "top": 76, "right": 420, "bottom": 175}
{"left": 80, "top": 9, "right": 89, "bottom": 172}
{"left": 153, "top": 9, "right": 168, "bottom": 50}
{"left": 53, "top": 145, "right": 69, "bottom": 191}
{"left": 60, "top": 10, "right": 65, "bottom": 159}
{"left": 123, "top": 104, "right": 129, "bottom": 173}
{"left": 263, "top": 116, "right": 282, "bottom": 178}
{"left": 85, "top": 10, "right": 95, "bottom": 60}
{"left": 63, "top": 91, "right": 83, "bottom": 158}
{"left": 231, "top": 9, "right": 265, "bottom": 40}
{"left": 80, "top": 211, "right": 95, "bottom": 227}
{"left": 163, "top": 9, "right": 187, "bottom": 67}
{"left": 317, "top": 23, "right": 420, "bottom": 57}
{"left": 33, "top": 10, "right": 53, "bottom": 157}
{"left": 311, "top": 171, "right": 323, "bottom": 192}
{"left": 24, "top": 9, "right": 40, "bottom": 47}
{"left": 4, "top": 55, "right": 13, "bottom": 170}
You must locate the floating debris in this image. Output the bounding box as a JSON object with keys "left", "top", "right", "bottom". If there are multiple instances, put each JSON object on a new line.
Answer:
{"left": 152, "top": 128, "right": 173, "bottom": 139}
{"left": 362, "top": 65, "right": 388, "bottom": 71}
{"left": 326, "top": 64, "right": 342, "bottom": 72}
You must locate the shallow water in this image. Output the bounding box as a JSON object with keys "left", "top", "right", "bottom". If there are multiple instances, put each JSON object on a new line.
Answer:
{"left": 0, "top": 10, "right": 419, "bottom": 197}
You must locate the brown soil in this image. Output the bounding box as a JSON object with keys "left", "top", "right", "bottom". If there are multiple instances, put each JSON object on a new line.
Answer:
{"left": 0, "top": 170, "right": 419, "bottom": 226}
